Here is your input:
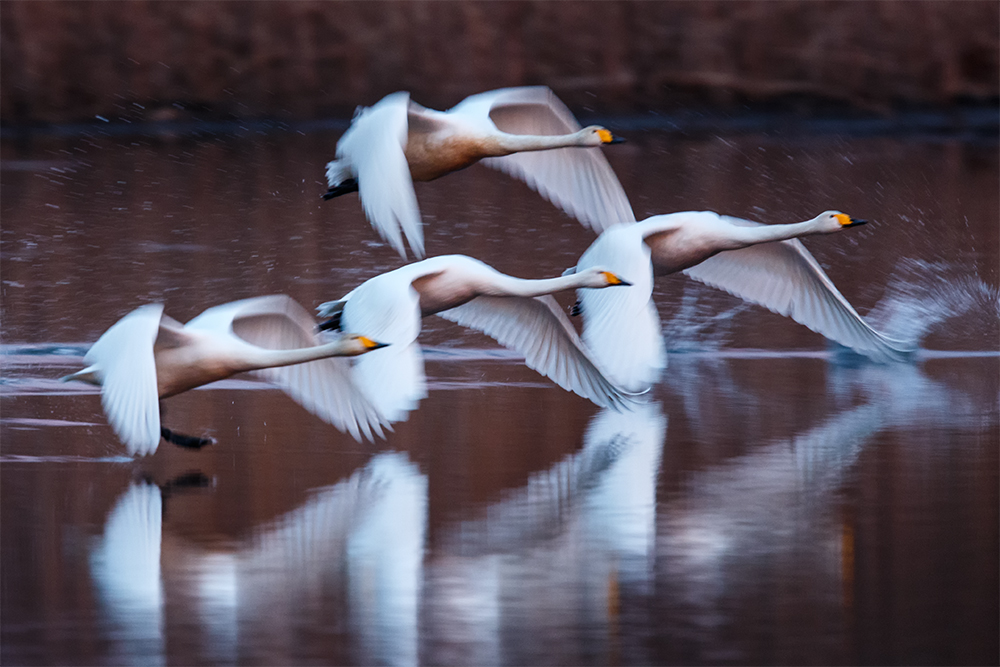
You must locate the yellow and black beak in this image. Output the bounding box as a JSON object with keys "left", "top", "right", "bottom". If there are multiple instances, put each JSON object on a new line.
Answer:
{"left": 597, "top": 129, "right": 626, "bottom": 145}
{"left": 835, "top": 213, "right": 868, "bottom": 228}
{"left": 360, "top": 337, "right": 390, "bottom": 351}
{"left": 603, "top": 271, "right": 633, "bottom": 287}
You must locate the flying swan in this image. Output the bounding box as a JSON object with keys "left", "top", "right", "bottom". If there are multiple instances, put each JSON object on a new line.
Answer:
{"left": 61, "top": 295, "right": 389, "bottom": 455}
{"left": 567, "top": 210, "right": 915, "bottom": 391}
{"left": 316, "top": 254, "right": 635, "bottom": 424}
{"left": 323, "top": 86, "right": 633, "bottom": 258}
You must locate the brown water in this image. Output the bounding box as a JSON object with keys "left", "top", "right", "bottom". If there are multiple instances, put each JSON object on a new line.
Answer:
{"left": 1, "top": 125, "right": 998, "bottom": 665}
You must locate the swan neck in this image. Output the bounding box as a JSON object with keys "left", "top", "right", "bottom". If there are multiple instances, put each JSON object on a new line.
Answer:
{"left": 496, "top": 131, "right": 584, "bottom": 154}
{"left": 487, "top": 273, "right": 587, "bottom": 298}
{"left": 242, "top": 340, "right": 350, "bottom": 371}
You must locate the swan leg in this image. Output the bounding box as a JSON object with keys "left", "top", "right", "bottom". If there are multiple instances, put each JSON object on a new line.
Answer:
{"left": 160, "top": 426, "right": 216, "bottom": 450}
{"left": 321, "top": 178, "right": 360, "bottom": 200}
{"left": 570, "top": 300, "right": 583, "bottom": 317}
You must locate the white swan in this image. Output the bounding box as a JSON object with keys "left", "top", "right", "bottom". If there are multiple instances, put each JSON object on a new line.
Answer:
{"left": 316, "top": 254, "right": 635, "bottom": 423}
{"left": 61, "top": 295, "right": 389, "bottom": 455}
{"left": 568, "top": 210, "right": 914, "bottom": 391}
{"left": 323, "top": 86, "right": 633, "bottom": 258}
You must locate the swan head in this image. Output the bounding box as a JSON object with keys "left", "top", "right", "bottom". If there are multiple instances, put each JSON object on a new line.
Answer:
{"left": 579, "top": 268, "right": 633, "bottom": 288}
{"left": 338, "top": 334, "right": 390, "bottom": 356}
{"left": 815, "top": 210, "right": 868, "bottom": 233}
{"left": 580, "top": 125, "right": 625, "bottom": 146}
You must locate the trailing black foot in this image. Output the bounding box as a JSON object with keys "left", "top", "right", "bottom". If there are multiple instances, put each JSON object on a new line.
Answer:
{"left": 321, "top": 178, "right": 359, "bottom": 200}
{"left": 570, "top": 300, "right": 583, "bottom": 317}
{"left": 161, "top": 427, "right": 216, "bottom": 450}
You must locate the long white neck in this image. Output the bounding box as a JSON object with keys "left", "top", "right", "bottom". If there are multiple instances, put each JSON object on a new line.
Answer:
{"left": 482, "top": 272, "right": 600, "bottom": 298}
{"left": 493, "top": 130, "right": 589, "bottom": 155}
{"left": 237, "top": 338, "right": 358, "bottom": 373}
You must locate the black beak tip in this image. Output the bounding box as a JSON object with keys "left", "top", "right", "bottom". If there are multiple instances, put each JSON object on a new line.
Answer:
{"left": 618, "top": 278, "right": 633, "bottom": 287}
{"left": 609, "top": 135, "right": 626, "bottom": 145}
{"left": 849, "top": 217, "right": 869, "bottom": 227}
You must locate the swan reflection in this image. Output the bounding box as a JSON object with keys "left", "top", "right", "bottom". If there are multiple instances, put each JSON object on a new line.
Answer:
{"left": 427, "top": 403, "right": 666, "bottom": 662}
{"left": 89, "top": 453, "right": 427, "bottom": 666}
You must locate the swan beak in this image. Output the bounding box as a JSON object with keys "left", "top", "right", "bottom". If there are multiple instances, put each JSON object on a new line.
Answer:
{"left": 603, "top": 271, "right": 632, "bottom": 287}
{"left": 360, "top": 337, "right": 390, "bottom": 351}
{"left": 835, "top": 213, "right": 868, "bottom": 228}
{"left": 597, "top": 129, "right": 626, "bottom": 145}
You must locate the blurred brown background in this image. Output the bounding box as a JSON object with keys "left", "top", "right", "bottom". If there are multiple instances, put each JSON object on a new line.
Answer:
{"left": 2, "top": 0, "right": 998, "bottom": 126}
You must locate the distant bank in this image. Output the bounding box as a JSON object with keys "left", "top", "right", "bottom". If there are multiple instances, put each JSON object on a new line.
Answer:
{"left": 2, "top": 1, "right": 997, "bottom": 127}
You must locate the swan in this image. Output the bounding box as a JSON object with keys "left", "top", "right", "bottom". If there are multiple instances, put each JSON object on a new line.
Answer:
{"left": 316, "top": 254, "right": 635, "bottom": 423}
{"left": 61, "top": 295, "right": 390, "bottom": 455}
{"left": 567, "top": 210, "right": 915, "bottom": 391}
{"left": 323, "top": 86, "right": 633, "bottom": 258}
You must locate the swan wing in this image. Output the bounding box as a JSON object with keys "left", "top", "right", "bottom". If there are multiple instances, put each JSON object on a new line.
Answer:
{"left": 342, "top": 280, "right": 427, "bottom": 425}
{"left": 683, "top": 218, "right": 914, "bottom": 362}
{"left": 575, "top": 227, "right": 666, "bottom": 392}
{"left": 339, "top": 91, "right": 424, "bottom": 258}
{"left": 187, "top": 295, "right": 388, "bottom": 441}
{"left": 461, "top": 87, "right": 635, "bottom": 231}
{"left": 437, "top": 294, "right": 635, "bottom": 409}
{"left": 85, "top": 304, "right": 165, "bottom": 456}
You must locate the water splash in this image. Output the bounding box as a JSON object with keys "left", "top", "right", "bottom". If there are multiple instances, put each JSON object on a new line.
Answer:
{"left": 866, "top": 258, "right": 1000, "bottom": 348}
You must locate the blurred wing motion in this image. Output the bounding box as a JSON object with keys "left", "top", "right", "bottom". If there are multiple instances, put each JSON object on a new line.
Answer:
{"left": 337, "top": 92, "right": 423, "bottom": 257}
{"left": 188, "top": 295, "right": 388, "bottom": 441}
{"left": 85, "top": 304, "right": 167, "bottom": 456}
{"left": 341, "top": 282, "right": 428, "bottom": 426}
{"left": 437, "top": 294, "right": 636, "bottom": 409}
{"left": 683, "top": 216, "right": 914, "bottom": 362}
{"left": 575, "top": 226, "right": 666, "bottom": 393}
{"left": 467, "top": 87, "right": 635, "bottom": 231}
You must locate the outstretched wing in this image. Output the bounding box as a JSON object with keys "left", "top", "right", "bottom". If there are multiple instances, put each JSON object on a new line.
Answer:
{"left": 336, "top": 92, "right": 424, "bottom": 258}
{"left": 341, "top": 279, "right": 427, "bottom": 426}
{"left": 85, "top": 304, "right": 166, "bottom": 456}
{"left": 456, "top": 86, "right": 634, "bottom": 231}
{"left": 575, "top": 225, "right": 666, "bottom": 392}
{"left": 683, "top": 216, "right": 914, "bottom": 362}
{"left": 437, "top": 294, "right": 636, "bottom": 409}
{"left": 187, "top": 295, "right": 388, "bottom": 441}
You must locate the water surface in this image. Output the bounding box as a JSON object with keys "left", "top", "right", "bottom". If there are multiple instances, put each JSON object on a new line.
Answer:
{"left": 1, "top": 124, "right": 997, "bottom": 665}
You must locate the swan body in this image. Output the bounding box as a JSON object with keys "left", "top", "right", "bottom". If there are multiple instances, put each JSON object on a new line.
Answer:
{"left": 317, "top": 254, "right": 634, "bottom": 423}
{"left": 62, "top": 295, "right": 389, "bottom": 455}
{"left": 571, "top": 210, "right": 914, "bottom": 391}
{"left": 324, "top": 87, "right": 633, "bottom": 258}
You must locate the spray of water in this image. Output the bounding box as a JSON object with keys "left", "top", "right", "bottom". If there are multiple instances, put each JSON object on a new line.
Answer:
{"left": 866, "top": 258, "right": 1000, "bottom": 349}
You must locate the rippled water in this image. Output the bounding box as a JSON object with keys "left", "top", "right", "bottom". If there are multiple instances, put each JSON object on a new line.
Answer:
{"left": 1, "top": 123, "right": 997, "bottom": 665}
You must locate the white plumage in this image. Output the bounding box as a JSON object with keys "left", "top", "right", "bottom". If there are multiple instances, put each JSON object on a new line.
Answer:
{"left": 324, "top": 86, "right": 632, "bottom": 258}
{"left": 571, "top": 210, "right": 914, "bottom": 391}
{"left": 62, "top": 295, "right": 389, "bottom": 455}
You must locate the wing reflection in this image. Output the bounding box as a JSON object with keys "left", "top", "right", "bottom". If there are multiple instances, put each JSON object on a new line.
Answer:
{"left": 655, "top": 360, "right": 990, "bottom": 646}
{"left": 89, "top": 454, "right": 427, "bottom": 666}
{"left": 89, "top": 481, "right": 166, "bottom": 666}
{"left": 426, "top": 403, "right": 666, "bottom": 663}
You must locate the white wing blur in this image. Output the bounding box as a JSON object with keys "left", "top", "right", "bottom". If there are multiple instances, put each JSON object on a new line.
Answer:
{"left": 457, "top": 86, "right": 635, "bottom": 231}
{"left": 341, "top": 278, "right": 428, "bottom": 425}
{"left": 85, "top": 303, "right": 165, "bottom": 456}
{"left": 186, "top": 295, "right": 388, "bottom": 441}
{"left": 575, "top": 225, "right": 666, "bottom": 392}
{"left": 437, "top": 294, "right": 634, "bottom": 409}
{"left": 337, "top": 92, "right": 424, "bottom": 258}
{"left": 682, "top": 216, "right": 914, "bottom": 362}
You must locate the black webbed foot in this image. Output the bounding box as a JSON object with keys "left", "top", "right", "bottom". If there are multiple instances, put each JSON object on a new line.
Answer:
{"left": 321, "top": 178, "right": 360, "bottom": 200}
{"left": 161, "top": 427, "right": 216, "bottom": 450}
{"left": 570, "top": 300, "right": 583, "bottom": 317}
{"left": 317, "top": 312, "right": 343, "bottom": 332}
